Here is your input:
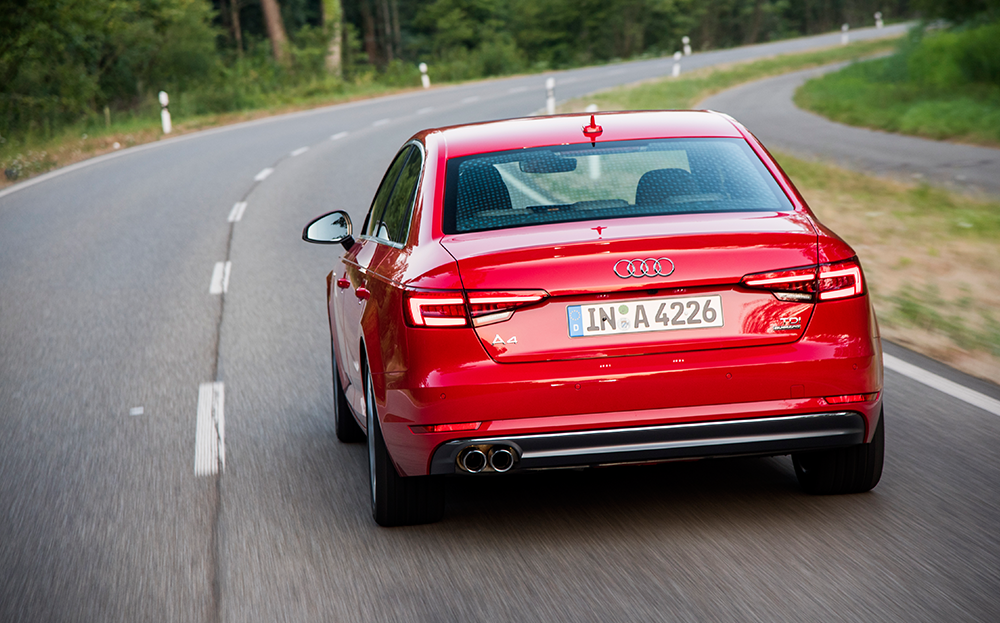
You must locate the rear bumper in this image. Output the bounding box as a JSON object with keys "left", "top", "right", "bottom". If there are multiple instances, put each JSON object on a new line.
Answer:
{"left": 429, "top": 411, "right": 866, "bottom": 475}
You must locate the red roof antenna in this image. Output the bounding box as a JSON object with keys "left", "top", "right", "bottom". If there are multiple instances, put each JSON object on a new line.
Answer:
{"left": 582, "top": 114, "right": 603, "bottom": 142}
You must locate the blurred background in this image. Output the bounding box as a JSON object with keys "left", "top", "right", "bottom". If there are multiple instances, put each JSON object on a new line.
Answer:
{"left": 0, "top": 0, "right": 946, "bottom": 151}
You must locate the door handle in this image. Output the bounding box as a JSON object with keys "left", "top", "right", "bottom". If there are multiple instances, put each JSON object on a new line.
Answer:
{"left": 336, "top": 277, "right": 350, "bottom": 289}
{"left": 355, "top": 287, "right": 370, "bottom": 300}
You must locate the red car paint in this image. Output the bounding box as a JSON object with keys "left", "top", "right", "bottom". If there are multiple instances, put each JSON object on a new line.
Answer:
{"left": 323, "top": 111, "right": 882, "bottom": 479}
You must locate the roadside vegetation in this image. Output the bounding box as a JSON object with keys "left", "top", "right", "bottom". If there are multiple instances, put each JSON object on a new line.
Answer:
{"left": 562, "top": 41, "right": 1000, "bottom": 381}
{"left": 2, "top": 0, "right": 915, "bottom": 186}
{"left": 558, "top": 39, "right": 899, "bottom": 113}
{"left": 796, "top": 12, "right": 1000, "bottom": 146}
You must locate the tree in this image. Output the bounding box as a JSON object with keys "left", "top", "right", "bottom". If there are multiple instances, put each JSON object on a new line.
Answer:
{"left": 323, "top": 0, "right": 343, "bottom": 75}
{"left": 261, "top": 0, "right": 291, "bottom": 64}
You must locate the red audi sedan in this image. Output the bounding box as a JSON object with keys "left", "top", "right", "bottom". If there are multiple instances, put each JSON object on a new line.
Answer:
{"left": 303, "top": 111, "right": 884, "bottom": 526}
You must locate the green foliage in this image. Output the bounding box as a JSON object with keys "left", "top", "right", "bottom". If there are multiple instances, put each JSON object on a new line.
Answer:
{"left": 796, "top": 21, "right": 1000, "bottom": 145}
{"left": 1, "top": 0, "right": 219, "bottom": 141}
{"left": 912, "top": 0, "right": 1000, "bottom": 23}
{"left": 568, "top": 38, "right": 899, "bottom": 111}
{"left": 2, "top": 0, "right": 921, "bottom": 151}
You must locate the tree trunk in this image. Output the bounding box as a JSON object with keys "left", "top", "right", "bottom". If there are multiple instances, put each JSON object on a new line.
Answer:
{"left": 379, "top": 0, "right": 394, "bottom": 62}
{"left": 361, "top": 0, "right": 381, "bottom": 68}
{"left": 260, "top": 0, "right": 290, "bottom": 65}
{"left": 323, "top": 0, "right": 342, "bottom": 76}
{"left": 230, "top": 0, "right": 244, "bottom": 59}
{"left": 744, "top": 0, "right": 763, "bottom": 45}
{"left": 390, "top": 0, "right": 402, "bottom": 57}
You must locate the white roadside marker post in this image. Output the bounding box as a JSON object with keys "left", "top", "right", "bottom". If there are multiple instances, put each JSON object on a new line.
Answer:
{"left": 682, "top": 36, "right": 691, "bottom": 57}
{"left": 158, "top": 91, "right": 172, "bottom": 134}
{"left": 875, "top": 12, "right": 883, "bottom": 29}
{"left": 546, "top": 78, "right": 556, "bottom": 115}
{"left": 841, "top": 23, "right": 850, "bottom": 45}
{"left": 672, "top": 51, "right": 682, "bottom": 77}
{"left": 419, "top": 62, "right": 430, "bottom": 89}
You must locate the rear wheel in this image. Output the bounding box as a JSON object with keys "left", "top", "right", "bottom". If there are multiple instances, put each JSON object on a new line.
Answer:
{"left": 793, "top": 408, "right": 884, "bottom": 494}
{"left": 332, "top": 341, "right": 364, "bottom": 443}
{"left": 365, "top": 364, "right": 444, "bottom": 526}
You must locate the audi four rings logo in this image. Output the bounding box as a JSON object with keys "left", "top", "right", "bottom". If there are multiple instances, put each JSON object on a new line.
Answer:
{"left": 614, "top": 258, "right": 675, "bottom": 279}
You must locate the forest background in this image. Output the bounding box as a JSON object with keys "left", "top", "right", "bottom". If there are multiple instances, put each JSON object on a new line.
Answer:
{"left": 0, "top": 0, "right": 991, "bottom": 150}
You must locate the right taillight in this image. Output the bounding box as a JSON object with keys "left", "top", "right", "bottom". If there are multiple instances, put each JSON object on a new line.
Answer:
{"left": 741, "top": 257, "right": 864, "bottom": 302}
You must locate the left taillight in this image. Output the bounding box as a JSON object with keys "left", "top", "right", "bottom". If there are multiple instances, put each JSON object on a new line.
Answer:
{"left": 467, "top": 291, "right": 547, "bottom": 326}
{"left": 741, "top": 257, "right": 865, "bottom": 302}
{"left": 403, "top": 289, "right": 548, "bottom": 328}
{"left": 404, "top": 291, "right": 468, "bottom": 327}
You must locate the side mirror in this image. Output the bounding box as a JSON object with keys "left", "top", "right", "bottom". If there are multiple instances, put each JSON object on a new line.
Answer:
{"left": 302, "top": 210, "right": 355, "bottom": 251}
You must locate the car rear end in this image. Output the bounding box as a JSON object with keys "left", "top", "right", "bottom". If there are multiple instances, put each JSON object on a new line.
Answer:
{"left": 379, "top": 112, "right": 882, "bottom": 481}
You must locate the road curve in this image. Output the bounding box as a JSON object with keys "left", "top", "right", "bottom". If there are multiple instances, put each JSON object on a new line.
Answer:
{"left": 698, "top": 63, "right": 1000, "bottom": 196}
{"left": 3, "top": 22, "right": 999, "bottom": 623}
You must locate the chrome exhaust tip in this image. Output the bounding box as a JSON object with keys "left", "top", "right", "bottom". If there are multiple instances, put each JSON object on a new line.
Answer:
{"left": 489, "top": 447, "right": 514, "bottom": 473}
{"left": 459, "top": 448, "right": 487, "bottom": 473}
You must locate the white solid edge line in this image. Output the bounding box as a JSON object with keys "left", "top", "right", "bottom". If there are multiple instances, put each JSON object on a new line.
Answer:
{"left": 290, "top": 146, "right": 309, "bottom": 157}
{"left": 221, "top": 261, "right": 231, "bottom": 293}
{"left": 331, "top": 131, "right": 349, "bottom": 140}
{"left": 254, "top": 167, "right": 274, "bottom": 181}
{"left": 195, "top": 383, "right": 219, "bottom": 476}
{"left": 883, "top": 353, "right": 1000, "bottom": 417}
{"left": 209, "top": 262, "right": 225, "bottom": 294}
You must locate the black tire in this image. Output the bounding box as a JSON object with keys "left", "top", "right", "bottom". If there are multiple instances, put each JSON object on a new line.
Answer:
{"left": 332, "top": 341, "right": 364, "bottom": 443}
{"left": 793, "top": 408, "right": 884, "bottom": 494}
{"left": 365, "top": 364, "right": 444, "bottom": 526}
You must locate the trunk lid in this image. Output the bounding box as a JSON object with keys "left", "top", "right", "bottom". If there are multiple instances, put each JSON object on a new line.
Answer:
{"left": 441, "top": 212, "right": 819, "bottom": 363}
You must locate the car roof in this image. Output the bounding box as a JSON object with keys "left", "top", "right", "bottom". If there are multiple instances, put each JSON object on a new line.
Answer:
{"left": 422, "top": 110, "right": 744, "bottom": 159}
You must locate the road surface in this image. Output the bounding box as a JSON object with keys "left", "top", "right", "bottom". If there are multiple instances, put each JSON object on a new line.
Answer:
{"left": 3, "top": 23, "right": 998, "bottom": 622}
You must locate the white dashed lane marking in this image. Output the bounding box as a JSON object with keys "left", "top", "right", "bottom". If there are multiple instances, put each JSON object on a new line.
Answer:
{"left": 372, "top": 118, "right": 390, "bottom": 127}
{"left": 508, "top": 86, "right": 528, "bottom": 94}
{"left": 331, "top": 131, "right": 349, "bottom": 140}
{"left": 194, "top": 382, "right": 225, "bottom": 476}
{"left": 417, "top": 107, "right": 434, "bottom": 114}
{"left": 883, "top": 354, "right": 1000, "bottom": 417}
{"left": 461, "top": 96, "right": 480, "bottom": 104}
{"left": 290, "top": 146, "right": 309, "bottom": 157}
{"left": 209, "top": 261, "right": 231, "bottom": 294}
{"left": 253, "top": 167, "right": 274, "bottom": 181}
{"left": 227, "top": 201, "right": 247, "bottom": 222}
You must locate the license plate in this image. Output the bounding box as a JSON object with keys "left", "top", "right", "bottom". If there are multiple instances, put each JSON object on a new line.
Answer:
{"left": 567, "top": 295, "right": 724, "bottom": 338}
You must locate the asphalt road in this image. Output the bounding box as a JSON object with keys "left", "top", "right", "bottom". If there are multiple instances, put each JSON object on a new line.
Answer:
{"left": 3, "top": 23, "right": 999, "bottom": 622}
{"left": 699, "top": 63, "right": 1000, "bottom": 196}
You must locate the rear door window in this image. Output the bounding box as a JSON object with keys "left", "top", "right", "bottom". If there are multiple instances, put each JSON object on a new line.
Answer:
{"left": 373, "top": 145, "right": 422, "bottom": 245}
{"left": 366, "top": 146, "right": 412, "bottom": 237}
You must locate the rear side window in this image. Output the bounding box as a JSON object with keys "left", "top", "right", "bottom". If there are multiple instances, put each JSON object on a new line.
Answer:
{"left": 442, "top": 138, "right": 793, "bottom": 234}
{"left": 376, "top": 146, "right": 422, "bottom": 244}
{"left": 366, "top": 146, "right": 412, "bottom": 237}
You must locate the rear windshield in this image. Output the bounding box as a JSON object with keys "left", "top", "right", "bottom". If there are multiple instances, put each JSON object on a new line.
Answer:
{"left": 442, "top": 138, "right": 793, "bottom": 234}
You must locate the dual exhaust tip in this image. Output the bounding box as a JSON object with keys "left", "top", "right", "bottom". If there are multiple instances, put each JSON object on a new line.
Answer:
{"left": 459, "top": 446, "right": 515, "bottom": 473}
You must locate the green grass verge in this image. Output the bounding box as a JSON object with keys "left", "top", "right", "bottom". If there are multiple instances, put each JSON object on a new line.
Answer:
{"left": 562, "top": 38, "right": 899, "bottom": 112}
{"left": 794, "top": 56, "right": 1000, "bottom": 147}
{"left": 0, "top": 79, "right": 419, "bottom": 186}
{"left": 775, "top": 151, "right": 1000, "bottom": 363}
